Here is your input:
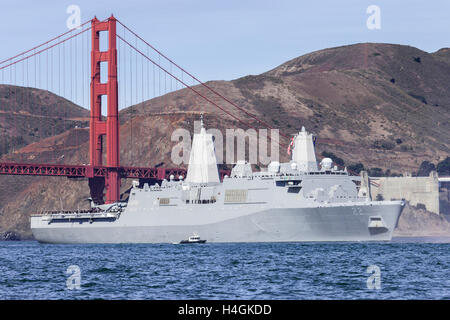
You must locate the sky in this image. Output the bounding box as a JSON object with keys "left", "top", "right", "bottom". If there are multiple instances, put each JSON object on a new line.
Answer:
{"left": 0, "top": 0, "right": 449, "bottom": 83}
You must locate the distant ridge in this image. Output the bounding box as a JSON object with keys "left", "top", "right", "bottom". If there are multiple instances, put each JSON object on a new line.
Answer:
{"left": 0, "top": 85, "right": 89, "bottom": 156}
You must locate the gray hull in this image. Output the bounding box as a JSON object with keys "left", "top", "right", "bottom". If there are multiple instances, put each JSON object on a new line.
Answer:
{"left": 31, "top": 201, "right": 403, "bottom": 243}
{"left": 31, "top": 130, "right": 405, "bottom": 245}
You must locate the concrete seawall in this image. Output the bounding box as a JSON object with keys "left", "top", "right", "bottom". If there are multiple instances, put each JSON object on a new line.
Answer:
{"left": 367, "top": 171, "right": 440, "bottom": 215}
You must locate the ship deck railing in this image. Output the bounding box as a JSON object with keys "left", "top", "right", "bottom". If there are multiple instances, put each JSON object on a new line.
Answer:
{"left": 32, "top": 208, "right": 103, "bottom": 216}
{"left": 31, "top": 208, "right": 121, "bottom": 219}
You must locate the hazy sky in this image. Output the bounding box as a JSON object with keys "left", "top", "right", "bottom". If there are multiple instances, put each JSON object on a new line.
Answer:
{"left": 0, "top": 0, "right": 449, "bottom": 82}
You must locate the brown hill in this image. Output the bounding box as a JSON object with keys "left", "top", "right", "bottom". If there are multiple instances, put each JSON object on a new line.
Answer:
{"left": 0, "top": 42, "right": 449, "bottom": 238}
{"left": 123, "top": 43, "right": 450, "bottom": 173}
{"left": 0, "top": 112, "right": 231, "bottom": 238}
{"left": 432, "top": 47, "right": 450, "bottom": 66}
{"left": 0, "top": 85, "right": 89, "bottom": 156}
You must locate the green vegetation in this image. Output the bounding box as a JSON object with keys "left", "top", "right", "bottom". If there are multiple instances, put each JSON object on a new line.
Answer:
{"left": 386, "top": 171, "right": 403, "bottom": 177}
{"left": 400, "top": 144, "right": 413, "bottom": 152}
{"left": 368, "top": 167, "right": 384, "bottom": 177}
{"left": 373, "top": 139, "right": 396, "bottom": 150}
{"left": 331, "top": 161, "right": 403, "bottom": 177}
{"left": 347, "top": 163, "right": 364, "bottom": 174}
{"left": 413, "top": 157, "right": 449, "bottom": 176}
{"left": 234, "top": 75, "right": 282, "bottom": 90}
{"left": 0, "top": 135, "right": 26, "bottom": 156}
{"left": 437, "top": 157, "right": 450, "bottom": 176}
{"left": 417, "top": 161, "right": 436, "bottom": 177}
{"left": 416, "top": 203, "right": 426, "bottom": 210}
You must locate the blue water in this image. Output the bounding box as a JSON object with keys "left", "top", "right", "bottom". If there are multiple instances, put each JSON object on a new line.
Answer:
{"left": 0, "top": 239, "right": 449, "bottom": 300}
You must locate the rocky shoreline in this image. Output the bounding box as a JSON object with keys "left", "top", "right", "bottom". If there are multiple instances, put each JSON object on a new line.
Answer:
{"left": 0, "top": 231, "right": 21, "bottom": 241}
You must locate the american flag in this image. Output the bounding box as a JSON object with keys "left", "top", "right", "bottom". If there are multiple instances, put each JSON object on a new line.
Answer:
{"left": 287, "top": 137, "right": 295, "bottom": 155}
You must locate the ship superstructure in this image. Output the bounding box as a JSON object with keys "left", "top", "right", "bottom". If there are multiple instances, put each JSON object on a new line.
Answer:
{"left": 31, "top": 122, "right": 404, "bottom": 243}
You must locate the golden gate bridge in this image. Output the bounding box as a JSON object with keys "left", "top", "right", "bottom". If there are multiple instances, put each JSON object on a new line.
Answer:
{"left": 0, "top": 15, "right": 289, "bottom": 205}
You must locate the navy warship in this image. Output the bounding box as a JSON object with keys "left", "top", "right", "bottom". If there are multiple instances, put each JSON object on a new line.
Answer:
{"left": 31, "top": 122, "right": 404, "bottom": 243}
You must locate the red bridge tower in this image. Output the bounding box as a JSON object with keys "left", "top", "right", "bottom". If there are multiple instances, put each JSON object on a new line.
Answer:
{"left": 89, "top": 16, "right": 120, "bottom": 204}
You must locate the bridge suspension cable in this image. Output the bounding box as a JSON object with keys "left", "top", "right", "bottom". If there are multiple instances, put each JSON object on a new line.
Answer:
{"left": 116, "top": 19, "right": 288, "bottom": 147}
{"left": 0, "top": 20, "right": 91, "bottom": 67}
{"left": 0, "top": 19, "right": 98, "bottom": 163}
{"left": 116, "top": 19, "right": 290, "bottom": 139}
{"left": 0, "top": 15, "right": 290, "bottom": 164}
{"left": 0, "top": 15, "right": 303, "bottom": 205}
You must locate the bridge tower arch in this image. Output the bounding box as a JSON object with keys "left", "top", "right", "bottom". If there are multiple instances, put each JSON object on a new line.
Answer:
{"left": 89, "top": 15, "right": 120, "bottom": 204}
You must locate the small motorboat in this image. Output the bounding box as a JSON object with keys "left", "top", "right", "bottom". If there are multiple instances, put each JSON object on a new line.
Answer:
{"left": 179, "top": 234, "right": 207, "bottom": 244}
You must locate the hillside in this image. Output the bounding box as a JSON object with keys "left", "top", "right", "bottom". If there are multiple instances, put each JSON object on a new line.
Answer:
{"left": 0, "top": 85, "right": 89, "bottom": 156}
{"left": 123, "top": 43, "right": 450, "bottom": 173}
{"left": 432, "top": 47, "right": 450, "bottom": 65}
{"left": 0, "top": 42, "right": 449, "bottom": 239}
{"left": 0, "top": 112, "right": 231, "bottom": 238}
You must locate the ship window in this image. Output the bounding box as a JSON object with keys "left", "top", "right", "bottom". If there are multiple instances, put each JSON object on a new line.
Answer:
{"left": 288, "top": 187, "right": 301, "bottom": 193}
{"left": 185, "top": 198, "right": 217, "bottom": 205}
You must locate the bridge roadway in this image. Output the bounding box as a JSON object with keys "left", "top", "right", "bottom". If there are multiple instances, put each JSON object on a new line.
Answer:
{"left": 0, "top": 162, "right": 230, "bottom": 180}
